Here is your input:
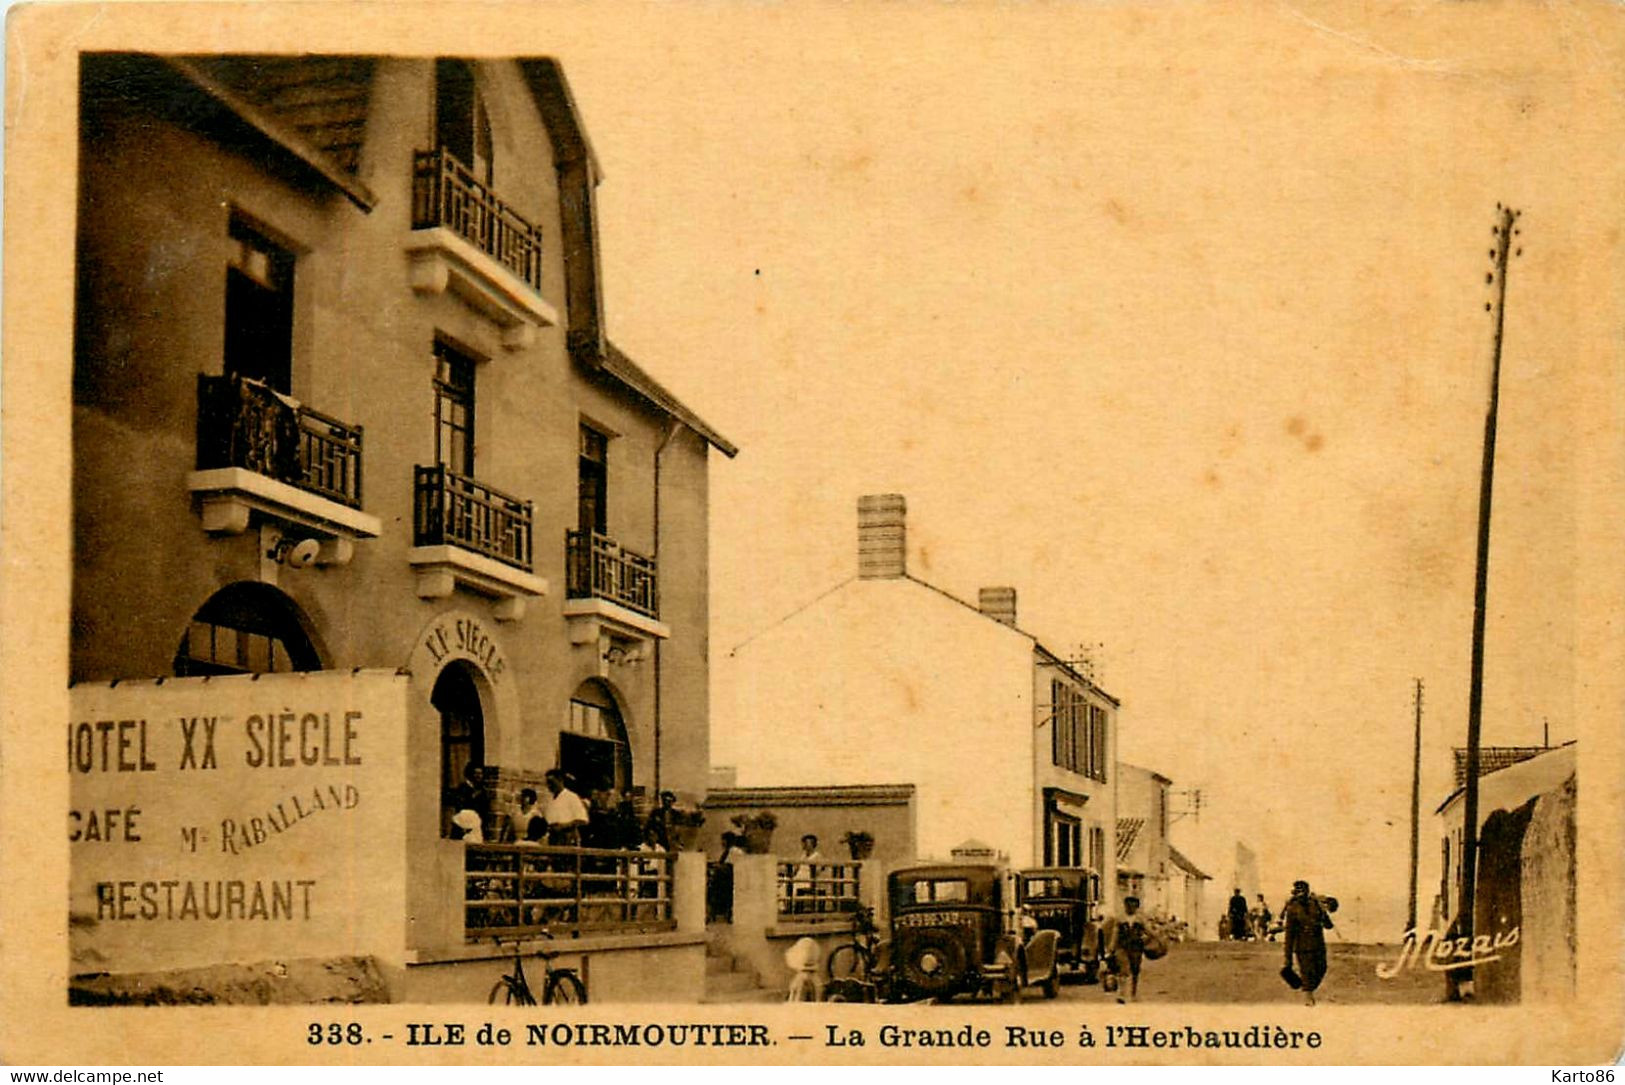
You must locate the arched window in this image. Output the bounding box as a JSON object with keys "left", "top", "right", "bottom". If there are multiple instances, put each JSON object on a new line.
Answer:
{"left": 562, "top": 679, "right": 630, "bottom": 796}
{"left": 434, "top": 661, "right": 485, "bottom": 838}
{"left": 435, "top": 59, "right": 493, "bottom": 186}
{"left": 174, "top": 582, "right": 322, "bottom": 677}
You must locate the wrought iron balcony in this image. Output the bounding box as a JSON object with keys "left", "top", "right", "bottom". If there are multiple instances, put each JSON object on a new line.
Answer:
{"left": 414, "top": 464, "right": 534, "bottom": 572}
{"left": 196, "top": 374, "right": 363, "bottom": 509}
{"left": 412, "top": 147, "right": 544, "bottom": 293}
{"left": 566, "top": 529, "right": 659, "bottom": 620}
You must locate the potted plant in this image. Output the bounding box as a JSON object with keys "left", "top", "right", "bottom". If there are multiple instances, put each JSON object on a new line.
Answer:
{"left": 731, "top": 810, "right": 778, "bottom": 855}
{"left": 841, "top": 830, "right": 875, "bottom": 861}
{"left": 667, "top": 805, "right": 705, "bottom": 851}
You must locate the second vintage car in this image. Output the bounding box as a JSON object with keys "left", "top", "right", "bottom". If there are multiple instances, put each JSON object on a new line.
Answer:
{"left": 1016, "top": 867, "right": 1106, "bottom": 982}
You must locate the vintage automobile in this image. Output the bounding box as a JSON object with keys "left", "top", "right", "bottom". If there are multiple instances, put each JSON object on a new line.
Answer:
{"left": 884, "top": 863, "right": 1061, "bottom": 1002}
{"left": 1016, "top": 867, "right": 1105, "bottom": 982}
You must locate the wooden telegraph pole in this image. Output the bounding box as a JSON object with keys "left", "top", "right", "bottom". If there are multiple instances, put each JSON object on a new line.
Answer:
{"left": 1458, "top": 204, "right": 1521, "bottom": 998}
{"left": 1407, "top": 678, "right": 1422, "bottom": 934}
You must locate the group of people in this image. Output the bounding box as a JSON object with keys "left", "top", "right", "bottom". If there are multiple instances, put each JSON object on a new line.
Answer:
{"left": 1104, "top": 880, "right": 1335, "bottom": 1005}
{"left": 1222, "top": 889, "right": 1277, "bottom": 942}
{"left": 1228, "top": 880, "right": 1337, "bottom": 1005}
{"left": 447, "top": 763, "right": 682, "bottom": 852}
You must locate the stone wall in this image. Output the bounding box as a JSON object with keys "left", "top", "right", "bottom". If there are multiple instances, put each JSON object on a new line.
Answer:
{"left": 1519, "top": 773, "right": 1576, "bottom": 1001}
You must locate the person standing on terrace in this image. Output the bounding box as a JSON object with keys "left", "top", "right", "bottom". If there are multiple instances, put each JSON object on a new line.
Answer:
{"left": 542, "top": 769, "right": 589, "bottom": 846}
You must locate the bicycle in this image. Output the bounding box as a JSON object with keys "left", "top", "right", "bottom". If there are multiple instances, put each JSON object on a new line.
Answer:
{"left": 825, "top": 904, "right": 883, "bottom": 984}
{"left": 488, "top": 932, "right": 588, "bottom": 1005}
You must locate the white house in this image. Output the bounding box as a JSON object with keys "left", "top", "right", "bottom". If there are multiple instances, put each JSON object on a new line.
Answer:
{"left": 1434, "top": 741, "right": 1576, "bottom": 930}
{"left": 720, "top": 495, "right": 1118, "bottom": 883}
{"left": 1115, "top": 762, "right": 1174, "bottom": 915}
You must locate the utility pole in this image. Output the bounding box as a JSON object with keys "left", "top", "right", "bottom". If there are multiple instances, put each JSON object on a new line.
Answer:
{"left": 1408, "top": 678, "right": 1423, "bottom": 934}
{"left": 1458, "top": 204, "right": 1521, "bottom": 999}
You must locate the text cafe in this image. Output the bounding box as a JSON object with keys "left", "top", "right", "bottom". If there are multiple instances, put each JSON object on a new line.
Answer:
{"left": 69, "top": 666, "right": 707, "bottom": 1001}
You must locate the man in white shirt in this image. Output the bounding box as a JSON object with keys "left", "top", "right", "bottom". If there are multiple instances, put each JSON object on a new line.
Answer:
{"left": 542, "top": 769, "right": 589, "bottom": 846}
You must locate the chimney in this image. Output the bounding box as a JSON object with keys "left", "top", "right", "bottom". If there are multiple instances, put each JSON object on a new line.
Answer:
{"left": 978, "top": 586, "right": 1017, "bottom": 626}
{"left": 857, "top": 494, "right": 907, "bottom": 579}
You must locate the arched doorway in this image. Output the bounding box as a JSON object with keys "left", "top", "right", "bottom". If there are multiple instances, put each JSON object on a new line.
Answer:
{"left": 433, "top": 661, "right": 485, "bottom": 838}
{"left": 173, "top": 581, "right": 323, "bottom": 676}
{"left": 562, "top": 679, "right": 631, "bottom": 797}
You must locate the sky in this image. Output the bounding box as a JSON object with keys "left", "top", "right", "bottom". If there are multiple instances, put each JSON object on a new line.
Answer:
{"left": 526, "top": 3, "right": 1619, "bottom": 938}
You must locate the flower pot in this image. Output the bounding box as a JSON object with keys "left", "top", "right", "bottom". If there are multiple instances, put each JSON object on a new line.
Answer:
{"left": 741, "top": 826, "right": 774, "bottom": 854}
{"left": 846, "top": 839, "right": 874, "bottom": 861}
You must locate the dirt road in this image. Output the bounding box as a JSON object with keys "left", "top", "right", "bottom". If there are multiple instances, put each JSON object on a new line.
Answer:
{"left": 1057, "top": 939, "right": 1443, "bottom": 1006}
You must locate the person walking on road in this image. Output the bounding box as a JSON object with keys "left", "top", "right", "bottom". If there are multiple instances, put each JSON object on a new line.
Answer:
{"left": 1228, "top": 888, "right": 1250, "bottom": 942}
{"left": 1281, "top": 879, "right": 1335, "bottom": 1005}
{"left": 1105, "top": 895, "right": 1149, "bottom": 1003}
{"left": 1255, "top": 894, "right": 1274, "bottom": 941}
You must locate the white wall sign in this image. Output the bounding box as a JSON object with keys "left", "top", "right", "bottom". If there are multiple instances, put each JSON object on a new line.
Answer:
{"left": 69, "top": 670, "right": 409, "bottom": 974}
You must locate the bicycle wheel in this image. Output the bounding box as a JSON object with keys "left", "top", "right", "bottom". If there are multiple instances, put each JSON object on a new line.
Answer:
{"left": 826, "top": 943, "right": 872, "bottom": 982}
{"left": 544, "top": 970, "right": 587, "bottom": 1005}
{"left": 489, "top": 977, "right": 535, "bottom": 1006}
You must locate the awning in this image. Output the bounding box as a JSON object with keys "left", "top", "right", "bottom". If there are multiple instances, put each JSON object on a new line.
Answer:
{"left": 1044, "top": 787, "right": 1090, "bottom": 818}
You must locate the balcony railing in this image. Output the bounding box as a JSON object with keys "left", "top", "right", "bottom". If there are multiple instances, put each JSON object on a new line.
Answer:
{"left": 414, "top": 464, "right": 533, "bottom": 571}
{"left": 412, "top": 147, "right": 544, "bottom": 292}
{"left": 465, "top": 844, "right": 675, "bottom": 939}
{"left": 196, "top": 374, "right": 364, "bottom": 508}
{"left": 776, "top": 859, "right": 862, "bottom": 920}
{"left": 565, "top": 529, "right": 659, "bottom": 619}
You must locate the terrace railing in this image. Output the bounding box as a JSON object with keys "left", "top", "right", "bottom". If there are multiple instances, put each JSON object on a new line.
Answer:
{"left": 776, "top": 859, "right": 862, "bottom": 920}
{"left": 196, "top": 374, "right": 364, "bottom": 509}
{"left": 412, "top": 147, "right": 545, "bottom": 293}
{"left": 414, "top": 464, "right": 533, "bottom": 571}
{"left": 464, "top": 844, "right": 675, "bottom": 939}
{"left": 565, "top": 529, "right": 659, "bottom": 619}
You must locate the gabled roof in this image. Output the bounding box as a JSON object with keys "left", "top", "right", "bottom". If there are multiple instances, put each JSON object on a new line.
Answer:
{"left": 518, "top": 58, "right": 600, "bottom": 177}
{"left": 904, "top": 577, "right": 1121, "bottom": 706}
{"left": 83, "top": 53, "right": 378, "bottom": 211}
{"left": 731, "top": 569, "right": 1123, "bottom": 707}
{"left": 1168, "top": 845, "right": 1212, "bottom": 880}
{"left": 179, "top": 55, "right": 375, "bottom": 176}
{"left": 1121, "top": 761, "right": 1173, "bottom": 786}
{"left": 1451, "top": 745, "right": 1550, "bottom": 789}
{"left": 1434, "top": 740, "right": 1577, "bottom": 815}
{"left": 602, "top": 342, "right": 738, "bottom": 458}
{"left": 1115, "top": 817, "right": 1146, "bottom": 864}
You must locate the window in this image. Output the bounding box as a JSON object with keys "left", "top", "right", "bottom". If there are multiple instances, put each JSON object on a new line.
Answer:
{"left": 1051, "top": 682, "right": 1106, "bottom": 781}
{"left": 896, "top": 880, "right": 968, "bottom": 910}
{"left": 435, "top": 59, "right": 493, "bottom": 185}
{"left": 1091, "top": 705, "right": 1109, "bottom": 783}
{"left": 578, "top": 424, "right": 608, "bottom": 535}
{"left": 562, "top": 679, "right": 630, "bottom": 794}
{"left": 1047, "top": 811, "right": 1082, "bottom": 867}
{"left": 224, "top": 215, "right": 295, "bottom": 393}
{"left": 173, "top": 582, "right": 321, "bottom": 677}
{"left": 1089, "top": 826, "right": 1107, "bottom": 874}
{"left": 434, "top": 340, "right": 476, "bottom": 476}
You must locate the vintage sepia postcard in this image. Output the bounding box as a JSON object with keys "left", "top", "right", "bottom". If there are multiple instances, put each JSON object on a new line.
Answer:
{"left": 2, "top": 0, "right": 1622, "bottom": 1067}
